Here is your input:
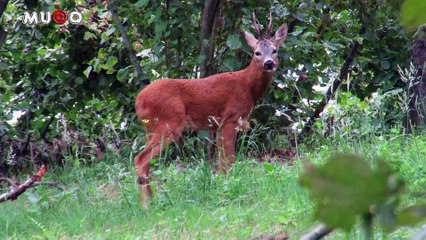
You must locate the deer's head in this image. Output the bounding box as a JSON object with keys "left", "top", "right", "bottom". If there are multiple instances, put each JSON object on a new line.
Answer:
{"left": 243, "top": 13, "right": 288, "bottom": 73}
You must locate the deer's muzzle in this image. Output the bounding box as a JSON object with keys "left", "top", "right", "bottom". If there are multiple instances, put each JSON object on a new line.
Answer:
{"left": 264, "top": 60, "right": 276, "bottom": 71}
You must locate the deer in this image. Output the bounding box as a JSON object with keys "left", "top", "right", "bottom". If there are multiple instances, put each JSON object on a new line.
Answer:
{"left": 134, "top": 13, "right": 288, "bottom": 207}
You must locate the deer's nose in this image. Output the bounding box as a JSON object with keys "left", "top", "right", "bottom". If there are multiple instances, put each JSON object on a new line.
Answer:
{"left": 264, "top": 60, "right": 275, "bottom": 71}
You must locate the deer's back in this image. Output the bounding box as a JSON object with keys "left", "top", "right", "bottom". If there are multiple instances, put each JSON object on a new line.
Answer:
{"left": 135, "top": 72, "right": 254, "bottom": 130}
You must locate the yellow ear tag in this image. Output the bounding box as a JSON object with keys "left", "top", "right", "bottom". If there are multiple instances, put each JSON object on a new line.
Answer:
{"left": 140, "top": 118, "right": 150, "bottom": 125}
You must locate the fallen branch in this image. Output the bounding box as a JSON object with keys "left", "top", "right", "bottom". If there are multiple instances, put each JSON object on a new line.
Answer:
{"left": 1, "top": 177, "right": 64, "bottom": 191}
{"left": 300, "top": 224, "right": 333, "bottom": 240}
{"left": 0, "top": 165, "right": 47, "bottom": 203}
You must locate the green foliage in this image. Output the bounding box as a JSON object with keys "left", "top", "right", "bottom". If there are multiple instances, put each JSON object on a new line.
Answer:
{"left": 0, "top": 0, "right": 413, "bottom": 165}
{"left": 301, "top": 154, "right": 394, "bottom": 230}
{"left": 226, "top": 34, "right": 242, "bottom": 50}
{"left": 301, "top": 153, "right": 426, "bottom": 236}
{"left": 319, "top": 90, "right": 403, "bottom": 138}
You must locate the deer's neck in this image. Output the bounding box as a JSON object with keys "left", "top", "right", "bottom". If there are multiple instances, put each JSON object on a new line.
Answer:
{"left": 243, "top": 60, "right": 274, "bottom": 102}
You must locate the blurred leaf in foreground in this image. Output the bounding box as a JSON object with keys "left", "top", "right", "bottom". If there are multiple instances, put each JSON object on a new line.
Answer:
{"left": 300, "top": 153, "right": 393, "bottom": 231}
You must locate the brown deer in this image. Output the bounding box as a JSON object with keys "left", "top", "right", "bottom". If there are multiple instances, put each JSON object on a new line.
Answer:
{"left": 134, "top": 13, "right": 288, "bottom": 207}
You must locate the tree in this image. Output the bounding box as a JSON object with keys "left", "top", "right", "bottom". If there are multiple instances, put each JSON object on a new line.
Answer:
{"left": 199, "top": 0, "right": 221, "bottom": 78}
{"left": 0, "top": 0, "right": 9, "bottom": 47}
{"left": 404, "top": 26, "right": 426, "bottom": 132}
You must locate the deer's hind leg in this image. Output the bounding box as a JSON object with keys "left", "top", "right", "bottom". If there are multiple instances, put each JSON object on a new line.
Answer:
{"left": 134, "top": 121, "right": 184, "bottom": 208}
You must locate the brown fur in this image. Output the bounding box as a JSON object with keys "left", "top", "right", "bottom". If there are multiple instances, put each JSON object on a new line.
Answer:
{"left": 133, "top": 15, "right": 288, "bottom": 207}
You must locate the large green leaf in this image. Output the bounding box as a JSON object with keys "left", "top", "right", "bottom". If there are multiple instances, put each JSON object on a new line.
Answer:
{"left": 106, "top": 56, "right": 118, "bottom": 68}
{"left": 0, "top": 62, "right": 9, "bottom": 70}
{"left": 135, "top": 0, "right": 149, "bottom": 8}
{"left": 300, "top": 154, "right": 392, "bottom": 231}
{"left": 117, "top": 68, "right": 129, "bottom": 82}
{"left": 83, "top": 66, "right": 92, "bottom": 78}
{"left": 226, "top": 34, "right": 242, "bottom": 50}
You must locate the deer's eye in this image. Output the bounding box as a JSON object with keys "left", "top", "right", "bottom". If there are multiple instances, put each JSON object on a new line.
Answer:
{"left": 272, "top": 49, "right": 277, "bottom": 54}
{"left": 255, "top": 51, "right": 261, "bottom": 56}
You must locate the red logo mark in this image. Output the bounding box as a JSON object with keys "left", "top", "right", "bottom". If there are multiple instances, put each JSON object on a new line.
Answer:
{"left": 52, "top": 10, "right": 67, "bottom": 25}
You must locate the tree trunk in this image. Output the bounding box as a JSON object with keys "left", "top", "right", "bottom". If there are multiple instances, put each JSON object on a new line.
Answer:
{"left": 0, "top": 0, "right": 9, "bottom": 47}
{"left": 404, "top": 26, "right": 426, "bottom": 132}
{"left": 0, "top": 26, "right": 6, "bottom": 47}
{"left": 199, "top": 0, "right": 220, "bottom": 78}
{"left": 0, "top": 0, "right": 8, "bottom": 18}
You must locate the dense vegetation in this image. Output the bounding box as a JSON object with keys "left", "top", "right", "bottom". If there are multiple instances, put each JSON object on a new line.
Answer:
{"left": 0, "top": 0, "right": 414, "bottom": 162}
{"left": 1, "top": 0, "right": 426, "bottom": 239}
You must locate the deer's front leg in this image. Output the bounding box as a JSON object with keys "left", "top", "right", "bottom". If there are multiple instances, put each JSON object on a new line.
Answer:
{"left": 218, "top": 123, "right": 238, "bottom": 173}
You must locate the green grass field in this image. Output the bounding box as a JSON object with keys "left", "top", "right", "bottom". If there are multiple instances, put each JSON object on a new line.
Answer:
{"left": 1, "top": 134, "right": 426, "bottom": 239}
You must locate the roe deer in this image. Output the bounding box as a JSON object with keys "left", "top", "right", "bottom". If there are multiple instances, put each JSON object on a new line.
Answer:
{"left": 134, "top": 13, "right": 288, "bottom": 207}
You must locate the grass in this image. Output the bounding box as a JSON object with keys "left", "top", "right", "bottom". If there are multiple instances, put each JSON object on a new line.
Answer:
{"left": 1, "top": 133, "right": 426, "bottom": 239}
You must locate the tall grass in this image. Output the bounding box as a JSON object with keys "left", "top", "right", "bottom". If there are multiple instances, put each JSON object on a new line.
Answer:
{"left": 1, "top": 130, "right": 426, "bottom": 239}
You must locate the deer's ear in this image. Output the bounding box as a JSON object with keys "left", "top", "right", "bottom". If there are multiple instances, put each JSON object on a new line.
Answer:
{"left": 273, "top": 24, "right": 288, "bottom": 47}
{"left": 243, "top": 31, "right": 257, "bottom": 49}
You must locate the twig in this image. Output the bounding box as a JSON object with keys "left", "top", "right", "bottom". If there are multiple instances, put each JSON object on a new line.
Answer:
{"left": 22, "top": 133, "right": 32, "bottom": 155}
{"left": 299, "top": 26, "right": 366, "bottom": 139}
{"left": 0, "top": 165, "right": 47, "bottom": 203}
{"left": 109, "top": 120, "right": 121, "bottom": 147}
{"left": 104, "top": 0, "right": 149, "bottom": 87}
{"left": 0, "top": 177, "right": 63, "bottom": 190}
{"left": 300, "top": 224, "right": 333, "bottom": 240}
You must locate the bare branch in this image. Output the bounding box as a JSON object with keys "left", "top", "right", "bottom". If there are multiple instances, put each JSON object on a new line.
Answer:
{"left": 0, "top": 165, "right": 47, "bottom": 203}
{"left": 300, "top": 224, "right": 333, "bottom": 240}
{"left": 299, "top": 26, "right": 366, "bottom": 139}
{"left": 39, "top": 115, "right": 55, "bottom": 144}
{"left": 104, "top": 0, "right": 149, "bottom": 87}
